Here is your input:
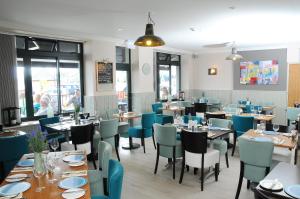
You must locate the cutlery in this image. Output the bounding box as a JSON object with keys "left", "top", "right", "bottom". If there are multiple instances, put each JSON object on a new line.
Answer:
{"left": 6, "top": 176, "right": 31, "bottom": 180}
{"left": 63, "top": 190, "right": 86, "bottom": 194}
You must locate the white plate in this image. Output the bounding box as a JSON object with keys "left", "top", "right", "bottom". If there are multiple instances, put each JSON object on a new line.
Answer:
{"left": 62, "top": 188, "right": 85, "bottom": 199}
{"left": 0, "top": 182, "right": 31, "bottom": 196}
{"left": 259, "top": 179, "right": 283, "bottom": 191}
{"left": 5, "top": 174, "right": 27, "bottom": 183}
{"left": 63, "top": 155, "right": 84, "bottom": 163}
{"left": 68, "top": 161, "right": 85, "bottom": 167}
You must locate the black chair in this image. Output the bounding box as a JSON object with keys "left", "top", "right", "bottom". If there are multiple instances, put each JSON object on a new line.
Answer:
{"left": 205, "top": 113, "right": 226, "bottom": 121}
{"left": 265, "top": 123, "right": 288, "bottom": 133}
{"left": 194, "top": 103, "right": 207, "bottom": 113}
{"left": 69, "top": 123, "right": 97, "bottom": 169}
{"left": 185, "top": 106, "right": 196, "bottom": 116}
{"left": 179, "top": 130, "right": 219, "bottom": 191}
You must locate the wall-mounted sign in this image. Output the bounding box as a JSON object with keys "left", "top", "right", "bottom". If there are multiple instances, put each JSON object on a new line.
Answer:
{"left": 96, "top": 61, "right": 113, "bottom": 84}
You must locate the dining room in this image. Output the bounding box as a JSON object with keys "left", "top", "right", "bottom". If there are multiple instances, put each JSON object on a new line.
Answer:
{"left": 1, "top": 0, "right": 300, "bottom": 199}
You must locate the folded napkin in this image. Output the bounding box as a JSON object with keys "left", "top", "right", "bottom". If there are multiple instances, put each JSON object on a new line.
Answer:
{"left": 208, "top": 126, "right": 230, "bottom": 131}
{"left": 11, "top": 167, "right": 33, "bottom": 172}
{"left": 263, "top": 131, "right": 279, "bottom": 135}
{"left": 0, "top": 193, "right": 23, "bottom": 199}
{"left": 64, "top": 151, "right": 85, "bottom": 156}
{"left": 62, "top": 170, "right": 87, "bottom": 178}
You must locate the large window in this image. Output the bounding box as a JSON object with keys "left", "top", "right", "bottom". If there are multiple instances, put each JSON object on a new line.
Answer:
{"left": 16, "top": 36, "right": 84, "bottom": 120}
{"left": 156, "top": 53, "right": 181, "bottom": 100}
{"left": 116, "top": 47, "right": 131, "bottom": 112}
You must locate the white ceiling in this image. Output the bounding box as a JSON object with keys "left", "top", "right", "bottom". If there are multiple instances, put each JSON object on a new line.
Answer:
{"left": 0, "top": 0, "right": 300, "bottom": 52}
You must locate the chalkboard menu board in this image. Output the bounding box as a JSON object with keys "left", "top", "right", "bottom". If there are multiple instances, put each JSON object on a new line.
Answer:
{"left": 96, "top": 62, "right": 113, "bottom": 84}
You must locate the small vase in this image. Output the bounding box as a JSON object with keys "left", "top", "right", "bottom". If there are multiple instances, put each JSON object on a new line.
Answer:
{"left": 75, "top": 112, "right": 80, "bottom": 124}
{"left": 34, "top": 152, "right": 46, "bottom": 174}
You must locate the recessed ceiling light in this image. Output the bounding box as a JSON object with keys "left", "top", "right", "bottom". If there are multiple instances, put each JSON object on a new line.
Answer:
{"left": 229, "top": 6, "right": 236, "bottom": 10}
{"left": 190, "top": 27, "right": 196, "bottom": 32}
{"left": 117, "top": 28, "right": 124, "bottom": 31}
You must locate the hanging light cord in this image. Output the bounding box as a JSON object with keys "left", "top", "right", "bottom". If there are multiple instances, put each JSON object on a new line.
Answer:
{"left": 148, "top": 12, "right": 155, "bottom": 25}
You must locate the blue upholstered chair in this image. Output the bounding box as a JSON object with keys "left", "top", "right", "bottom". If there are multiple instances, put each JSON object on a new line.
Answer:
{"left": 39, "top": 116, "right": 66, "bottom": 142}
{"left": 0, "top": 134, "right": 29, "bottom": 180}
{"left": 153, "top": 124, "right": 182, "bottom": 179}
{"left": 128, "top": 112, "right": 156, "bottom": 153}
{"left": 183, "top": 115, "right": 202, "bottom": 124}
{"left": 210, "top": 118, "right": 232, "bottom": 168}
{"left": 88, "top": 141, "right": 112, "bottom": 196}
{"left": 287, "top": 107, "right": 300, "bottom": 125}
{"left": 152, "top": 103, "right": 174, "bottom": 125}
{"left": 91, "top": 159, "right": 124, "bottom": 199}
{"left": 94, "top": 119, "right": 120, "bottom": 161}
{"left": 231, "top": 115, "right": 254, "bottom": 156}
{"left": 235, "top": 137, "right": 274, "bottom": 199}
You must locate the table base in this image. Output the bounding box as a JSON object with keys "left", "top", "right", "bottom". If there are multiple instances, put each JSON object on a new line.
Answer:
{"left": 122, "top": 143, "right": 140, "bottom": 150}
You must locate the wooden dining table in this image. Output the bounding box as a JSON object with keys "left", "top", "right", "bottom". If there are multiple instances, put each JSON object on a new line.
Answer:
{"left": 0, "top": 130, "right": 26, "bottom": 138}
{"left": 0, "top": 151, "right": 91, "bottom": 198}
{"left": 206, "top": 111, "right": 276, "bottom": 122}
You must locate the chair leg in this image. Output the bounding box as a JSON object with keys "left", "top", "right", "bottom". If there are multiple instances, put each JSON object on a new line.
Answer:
{"left": 173, "top": 146, "right": 176, "bottom": 180}
{"left": 114, "top": 135, "right": 120, "bottom": 161}
{"left": 103, "top": 178, "right": 108, "bottom": 196}
{"left": 201, "top": 154, "right": 204, "bottom": 191}
{"left": 247, "top": 180, "right": 250, "bottom": 189}
{"left": 235, "top": 161, "right": 244, "bottom": 199}
{"left": 154, "top": 144, "right": 160, "bottom": 174}
{"left": 194, "top": 168, "right": 198, "bottom": 175}
{"left": 186, "top": 165, "right": 189, "bottom": 172}
{"left": 141, "top": 137, "right": 145, "bottom": 153}
{"left": 225, "top": 152, "right": 229, "bottom": 168}
{"left": 215, "top": 163, "right": 219, "bottom": 181}
{"left": 152, "top": 132, "right": 157, "bottom": 150}
{"left": 179, "top": 157, "right": 185, "bottom": 184}
{"left": 92, "top": 153, "right": 97, "bottom": 169}
{"left": 232, "top": 134, "right": 237, "bottom": 156}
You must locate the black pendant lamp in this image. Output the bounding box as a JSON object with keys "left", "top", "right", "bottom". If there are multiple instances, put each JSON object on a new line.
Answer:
{"left": 134, "top": 12, "right": 165, "bottom": 47}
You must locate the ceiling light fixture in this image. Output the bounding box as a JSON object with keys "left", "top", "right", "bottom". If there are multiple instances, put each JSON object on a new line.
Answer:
{"left": 134, "top": 12, "right": 165, "bottom": 47}
{"left": 226, "top": 42, "right": 243, "bottom": 61}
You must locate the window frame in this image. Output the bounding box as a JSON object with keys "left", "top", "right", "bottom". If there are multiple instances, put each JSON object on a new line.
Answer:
{"left": 156, "top": 52, "right": 181, "bottom": 100}
{"left": 16, "top": 36, "right": 84, "bottom": 121}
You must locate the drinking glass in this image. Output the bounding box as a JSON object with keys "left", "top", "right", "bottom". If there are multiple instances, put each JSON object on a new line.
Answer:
{"left": 258, "top": 106, "right": 262, "bottom": 115}
{"left": 33, "top": 165, "right": 46, "bottom": 192}
{"left": 273, "top": 124, "right": 279, "bottom": 132}
{"left": 202, "top": 117, "right": 207, "bottom": 126}
{"left": 50, "top": 138, "right": 59, "bottom": 157}
{"left": 208, "top": 119, "right": 212, "bottom": 128}
{"left": 251, "top": 106, "right": 255, "bottom": 114}
{"left": 83, "top": 112, "right": 89, "bottom": 120}
{"left": 46, "top": 155, "right": 57, "bottom": 183}
{"left": 59, "top": 115, "right": 63, "bottom": 125}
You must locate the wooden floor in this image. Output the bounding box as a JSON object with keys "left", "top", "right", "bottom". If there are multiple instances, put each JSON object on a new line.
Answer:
{"left": 89, "top": 138, "right": 299, "bottom": 199}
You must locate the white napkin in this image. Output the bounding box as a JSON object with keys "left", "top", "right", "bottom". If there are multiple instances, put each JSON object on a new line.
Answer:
{"left": 62, "top": 170, "right": 87, "bottom": 178}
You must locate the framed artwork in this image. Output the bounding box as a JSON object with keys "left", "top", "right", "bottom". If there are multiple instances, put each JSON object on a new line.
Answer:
{"left": 96, "top": 61, "right": 113, "bottom": 84}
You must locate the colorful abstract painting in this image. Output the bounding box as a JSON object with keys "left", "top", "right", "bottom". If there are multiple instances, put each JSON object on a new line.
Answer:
{"left": 240, "top": 60, "right": 279, "bottom": 85}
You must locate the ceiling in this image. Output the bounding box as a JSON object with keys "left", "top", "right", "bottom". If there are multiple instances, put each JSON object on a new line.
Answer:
{"left": 0, "top": 0, "right": 300, "bottom": 52}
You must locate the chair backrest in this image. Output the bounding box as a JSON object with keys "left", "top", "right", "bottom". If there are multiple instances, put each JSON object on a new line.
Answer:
{"left": 141, "top": 112, "right": 155, "bottom": 129}
{"left": 108, "top": 159, "right": 124, "bottom": 199}
{"left": 232, "top": 115, "right": 254, "bottom": 133}
{"left": 152, "top": 103, "right": 163, "bottom": 114}
{"left": 153, "top": 123, "right": 177, "bottom": 147}
{"left": 98, "top": 141, "right": 112, "bottom": 178}
{"left": 287, "top": 107, "right": 300, "bottom": 121}
{"left": 70, "top": 123, "right": 93, "bottom": 145}
{"left": 205, "top": 113, "right": 225, "bottom": 120}
{"left": 185, "top": 106, "right": 196, "bottom": 116}
{"left": 39, "top": 116, "right": 59, "bottom": 132}
{"left": 79, "top": 113, "right": 90, "bottom": 119}
{"left": 209, "top": 118, "right": 232, "bottom": 129}
{"left": 181, "top": 130, "right": 208, "bottom": 154}
{"left": 0, "top": 135, "right": 29, "bottom": 180}
{"left": 100, "top": 119, "right": 119, "bottom": 139}
{"left": 183, "top": 115, "right": 202, "bottom": 124}
{"left": 265, "top": 123, "right": 288, "bottom": 133}
{"left": 238, "top": 137, "right": 274, "bottom": 168}
{"left": 194, "top": 103, "right": 207, "bottom": 113}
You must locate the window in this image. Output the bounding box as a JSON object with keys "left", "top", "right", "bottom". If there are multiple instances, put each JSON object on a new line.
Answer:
{"left": 16, "top": 36, "right": 84, "bottom": 120}
{"left": 116, "top": 47, "right": 131, "bottom": 112}
{"left": 156, "top": 53, "right": 181, "bottom": 100}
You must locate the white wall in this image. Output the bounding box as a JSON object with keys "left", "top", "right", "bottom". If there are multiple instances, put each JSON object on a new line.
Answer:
{"left": 192, "top": 52, "right": 233, "bottom": 90}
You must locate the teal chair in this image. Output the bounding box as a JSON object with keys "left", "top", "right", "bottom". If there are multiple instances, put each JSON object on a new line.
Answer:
{"left": 287, "top": 107, "right": 300, "bottom": 125}
{"left": 92, "top": 159, "right": 124, "bottom": 199}
{"left": 152, "top": 103, "right": 174, "bottom": 125}
{"left": 88, "top": 141, "right": 112, "bottom": 196}
{"left": 128, "top": 112, "right": 156, "bottom": 153}
{"left": 232, "top": 115, "right": 254, "bottom": 156}
{"left": 0, "top": 134, "right": 29, "bottom": 180}
{"left": 39, "top": 117, "right": 66, "bottom": 143}
{"left": 94, "top": 119, "right": 120, "bottom": 161}
{"left": 235, "top": 137, "right": 274, "bottom": 199}
{"left": 153, "top": 124, "right": 182, "bottom": 179}
{"left": 183, "top": 115, "right": 202, "bottom": 124}
{"left": 210, "top": 118, "right": 232, "bottom": 168}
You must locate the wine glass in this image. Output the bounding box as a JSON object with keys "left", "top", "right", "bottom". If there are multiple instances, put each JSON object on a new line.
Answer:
{"left": 208, "top": 119, "right": 212, "bottom": 128}
{"left": 251, "top": 106, "right": 255, "bottom": 114}
{"left": 59, "top": 114, "right": 63, "bottom": 125}
{"left": 83, "top": 112, "right": 89, "bottom": 120}
{"left": 257, "top": 106, "right": 262, "bottom": 115}
{"left": 33, "top": 165, "right": 46, "bottom": 192}
{"left": 202, "top": 117, "right": 207, "bottom": 126}
{"left": 50, "top": 138, "right": 59, "bottom": 157}
{"left": 273, "top": 124, "right": 280, "bottom": 132}
{"left": 46, "top": 155, "right": 57, "bottom": 183}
